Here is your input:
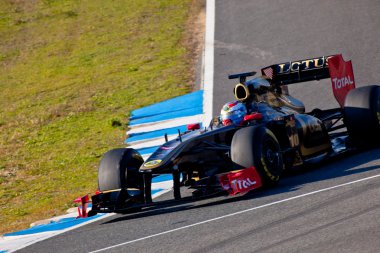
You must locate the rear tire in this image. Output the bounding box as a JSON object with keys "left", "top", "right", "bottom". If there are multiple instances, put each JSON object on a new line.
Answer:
{"left": 231, "top": 126, "right": 284, "bottom": 185}
{"left": 344, "top": 85, "right": 380, "bottom": 147}
{"left": 98, "top": 148, "right": 144, "bottom": 191}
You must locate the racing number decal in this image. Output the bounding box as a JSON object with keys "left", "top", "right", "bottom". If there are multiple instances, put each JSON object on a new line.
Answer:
{"left": 307, "top": 122, "right": 323, "bottom": 133}
{"left": 285, "top": 115, "right": 299, "bottom": 147}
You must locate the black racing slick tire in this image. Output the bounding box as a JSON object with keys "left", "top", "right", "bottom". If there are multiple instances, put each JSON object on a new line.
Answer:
{"left": 231, "top": 126, "right": 284, "bottom": 185}
{"left": 343, "top": 85, "right": 380, "bottom": 147}
{"left": 98, "top": 148, "right": 144, "bottom": 191}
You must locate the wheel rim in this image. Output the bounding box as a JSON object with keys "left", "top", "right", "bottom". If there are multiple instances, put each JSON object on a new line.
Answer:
{"left": 262, "top": 137, "right": 282, "bottom": 176}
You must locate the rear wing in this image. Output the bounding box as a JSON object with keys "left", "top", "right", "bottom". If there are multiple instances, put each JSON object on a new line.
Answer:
{"left": 261, "top": 55, "right": 334, "bottom": 86}
{"left": 261, "top": 54, "right": 356, "bottom": 107}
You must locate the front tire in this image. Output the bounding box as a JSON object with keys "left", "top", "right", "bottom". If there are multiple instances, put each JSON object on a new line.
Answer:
{"left": 231, "top": 126, "right": 284, "bottom": 185}
{"left": 98, "top": 148, "right": 144, "bottom": 191}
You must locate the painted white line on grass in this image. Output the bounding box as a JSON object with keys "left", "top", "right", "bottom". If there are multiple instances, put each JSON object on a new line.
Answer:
{"left": 202, "top": 0, "right": 215, "bottom": 126}
{"left": 89, "top": 173, "right": 380, "bottom": 253}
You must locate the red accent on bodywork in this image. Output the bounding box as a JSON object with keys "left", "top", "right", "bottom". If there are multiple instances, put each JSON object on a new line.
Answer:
{"left": 328, "top": 54, "right": 356, "bottom": 107}
{"left": 243, "top": 113, "right": 263, "bottom": 122}
{"left": 74, "top": 194, "right": 89, "bottom": 218}
{"left": 218, "top": 167, "right": 262, "bottom": 196}
{"left": 187, "top": 123, "right": 201, "bottom": 131}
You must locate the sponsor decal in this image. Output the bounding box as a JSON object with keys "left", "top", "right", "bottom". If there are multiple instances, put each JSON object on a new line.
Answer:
{"left": 144, "top": 159, "right": 162, "bottom": 167}
{"left": 275, "top": 56, "right": 334, "bottom": 75}
{"left": 332, "top": 76, "right": 354, "bottom": 90}
{"left": 328, "top": 54, "right": 356, "bottom": 107}
{"left": 219, "top": 167, "right": 262, "bottom": 195}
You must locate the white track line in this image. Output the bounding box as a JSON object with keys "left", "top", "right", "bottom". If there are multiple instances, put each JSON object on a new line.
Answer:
{"left": 89, "top": 173, "right": 380, "bottom": 253}
{"left": 202, "top": 0, "right": 215, "bottom": 126}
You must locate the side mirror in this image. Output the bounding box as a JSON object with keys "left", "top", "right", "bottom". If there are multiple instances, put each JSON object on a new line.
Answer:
{"left": 243, "top": 113, "right": 263, "bottom": 122}
{"left": 187, "top": 123, "right": 201, "bottom": 131}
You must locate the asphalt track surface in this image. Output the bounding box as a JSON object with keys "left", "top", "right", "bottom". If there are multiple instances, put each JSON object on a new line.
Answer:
{"left": 20, "top": 1, "right": 380, "bottom": 252}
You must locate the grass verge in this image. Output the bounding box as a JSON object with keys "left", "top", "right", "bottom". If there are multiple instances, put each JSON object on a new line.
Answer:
{"left": 0, "top": 0, "right": 203, "bottom": 234}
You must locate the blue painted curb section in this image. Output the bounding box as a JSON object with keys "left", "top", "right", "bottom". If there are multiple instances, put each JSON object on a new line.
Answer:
{"left": 129, "top": 90, "right": 203, "bottom": 125}
{"left": 4, "top": 214, "right": 105, "bottom": 237}
{"left": 153, "top": 174, "right": 173, "bottom": 182}
{"left": 127, "top": 90, "right": 204, "bottom": 160}
{"left": 126, "top": 124, "right": 189, "bottom": 143}
{"left": 130, "top": 90, "right": 203, "bottom": 120}
{"left": 130, "top": 107, "right": 202, "bottom": 125}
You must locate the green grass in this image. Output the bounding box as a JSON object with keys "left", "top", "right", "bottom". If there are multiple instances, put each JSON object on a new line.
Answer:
{"left": 0, "top": 0, "right": 195, "bottom": 234}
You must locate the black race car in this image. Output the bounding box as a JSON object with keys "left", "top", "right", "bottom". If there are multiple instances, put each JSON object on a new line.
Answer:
{"left": 89, "top": 54, "right": 380, "bottom": 215}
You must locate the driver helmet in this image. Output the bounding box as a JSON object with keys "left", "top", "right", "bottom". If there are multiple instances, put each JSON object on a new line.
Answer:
{"left": 220, "top": 101, "right": 247, "bottom": 126}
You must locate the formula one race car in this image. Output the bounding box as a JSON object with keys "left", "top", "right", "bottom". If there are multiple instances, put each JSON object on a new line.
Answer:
{"left": 89, "top": 54, "right": 380, "bottom": 215}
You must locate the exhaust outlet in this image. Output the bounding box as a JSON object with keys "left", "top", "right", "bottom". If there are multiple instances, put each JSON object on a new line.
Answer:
{"left": 234, "top": 83, "right": 250, "bottom": 102}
